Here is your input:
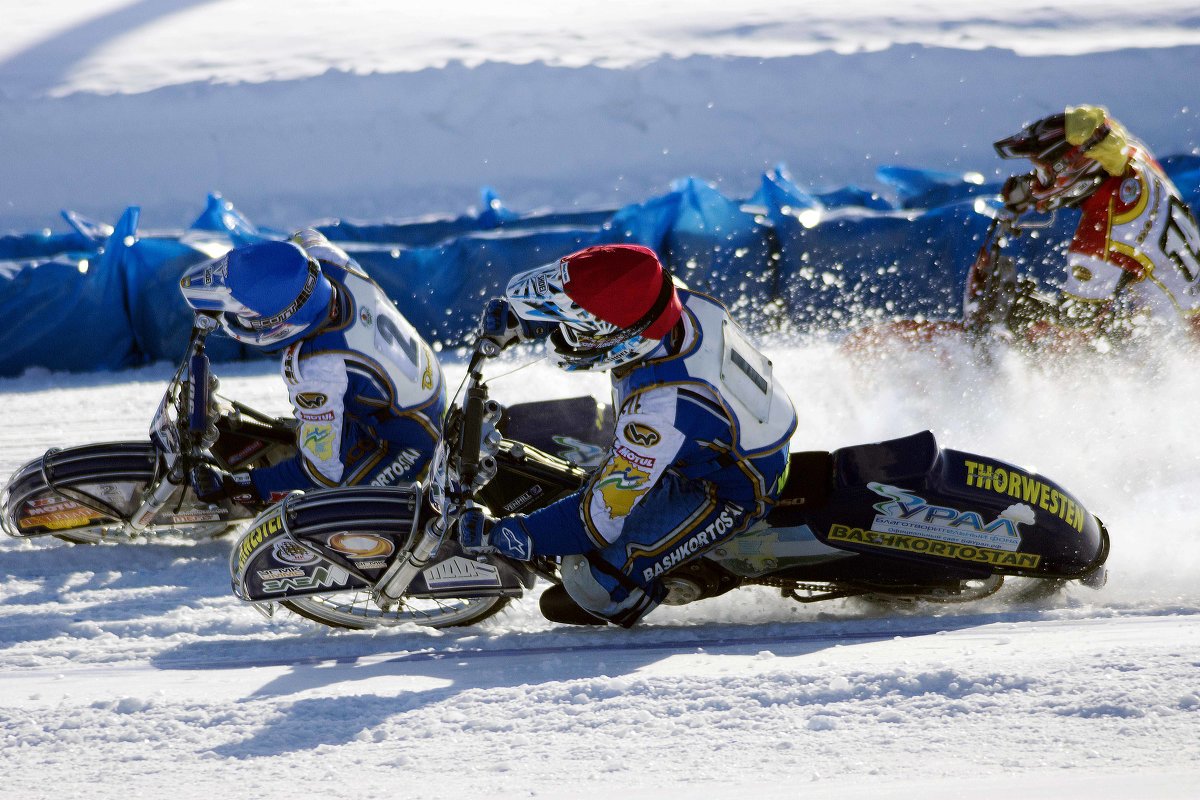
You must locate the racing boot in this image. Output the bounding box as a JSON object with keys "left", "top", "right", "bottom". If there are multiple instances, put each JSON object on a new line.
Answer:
{"left": 538, "top": 583, "right": 609, "bottom": 626}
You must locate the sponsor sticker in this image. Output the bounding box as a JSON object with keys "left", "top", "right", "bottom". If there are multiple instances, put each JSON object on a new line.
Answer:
{"left": 237, "top": 511, "right": 286, "bottom": 571}
{"left": 261, "top": 564, "right": 352, "bottom": 594}
{"left": 257, "top": 567, "right": 305, "bottom": 581}
{"left": 828, "top": 523, "right": 1042, "bottom": 569}
{"left": 295, "top": 392, "right": 328, "bottom": 410}
{"left": 170, "top": 511, "right": 224, "bottom": 524}
{"left": 551, "top": 435, "right": 606, "bottom": 468}
{"left": 642, "top": 502, "right": 746, "bottom": 581}
{"left": 867, "top": 482, "right": 1034, "bottom": 552}
{"left": 595, "top": 450, "right": 652, "bottom": 518}
{"left": 273, "top": 539, "right": 321, "bottom": 566}
{"left": 301, "top": 423, "right": 335, "bottom": 461}
{"left": 502, "top": 483, "right": 544, "bottom": 513}
{"left": 327, "top": 532, "right": 395, "bottom": 559}
{"left": 622, "top": 422, "right": 661, "bottom": 447}
{"left": 20, "top": 500, "right": 101, "bottom": 530}
{"left": 962, "top": 461, "right": 1085, "bottom": 532}
{"left": 369, "top": 447, "right": 422, "bottom": 486}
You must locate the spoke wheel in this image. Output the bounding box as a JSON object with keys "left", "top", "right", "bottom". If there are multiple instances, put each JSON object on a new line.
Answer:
{"left": 281, "top": 590, "right": 510, "bottom": 629}
{"left": 52, "top": 521, "right": 241, "bottom": 545}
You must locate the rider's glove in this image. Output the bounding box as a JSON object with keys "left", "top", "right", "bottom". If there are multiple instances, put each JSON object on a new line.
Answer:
{"left": 458, "top": 508, "right": 534, "bottom": 561}
{"left": 479, "top": 298, "right": 553, "bottom": 350}
{"left": 190, "top": 464, "right": 263, "bottom": 509}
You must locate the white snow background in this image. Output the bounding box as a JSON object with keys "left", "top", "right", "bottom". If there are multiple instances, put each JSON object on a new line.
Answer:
{"left": 1, "top": 3, "right": 1199, "bottom": 799}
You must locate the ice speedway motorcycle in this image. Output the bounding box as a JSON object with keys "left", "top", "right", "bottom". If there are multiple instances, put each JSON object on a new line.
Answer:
{"left": 843, "top": 200, "right": 1068, "bottom": 355}
{"left": 1, "top": 314, "right": 298, "bottom": 545}
{"left": 224, "top": 332, "right": 1110, "bottom": 630}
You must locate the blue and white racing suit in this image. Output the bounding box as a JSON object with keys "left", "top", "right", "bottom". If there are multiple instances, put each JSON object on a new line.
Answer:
{"left": 505, "top": 291, "right": 797, "bottom": 626}
{"left": 248, "top": 231, "right": 446, "bottom": 503}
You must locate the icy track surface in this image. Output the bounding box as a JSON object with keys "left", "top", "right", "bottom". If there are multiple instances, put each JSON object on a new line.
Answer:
{"left": 1, "top": 343, "right": 1198, "bottom": 800}
{"left": 3, "top": 2, "right": 1200, "bottom": 797}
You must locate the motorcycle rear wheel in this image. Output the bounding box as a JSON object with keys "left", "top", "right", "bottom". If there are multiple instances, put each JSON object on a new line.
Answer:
{"left": 280, "top": 590, "right": 510, "bottom": 629}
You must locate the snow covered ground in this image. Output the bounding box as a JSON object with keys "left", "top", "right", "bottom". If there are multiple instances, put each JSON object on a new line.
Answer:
{"left": 2, "top": 3, "right": 1200, "bottom": 799}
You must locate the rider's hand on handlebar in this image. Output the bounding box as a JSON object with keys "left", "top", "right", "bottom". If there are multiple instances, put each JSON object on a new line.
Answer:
{"left": 458, "top": 508, "right": 494, "bottom": 554}
{"left": 458, "top": 508, "right": 534, "bottom": 561}
{"left": 190, "top": 464, "right": 264, "bottom": 510}
{"left": 478, "top": 298, "right": 524, "bottom": 350}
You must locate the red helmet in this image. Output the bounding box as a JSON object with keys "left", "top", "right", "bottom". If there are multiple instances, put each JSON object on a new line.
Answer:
{"left": 994, "top": 112, "right": 1112, "bottom": 212}
{"left": 504, "top": 245, "right": 683, "bottom": 372}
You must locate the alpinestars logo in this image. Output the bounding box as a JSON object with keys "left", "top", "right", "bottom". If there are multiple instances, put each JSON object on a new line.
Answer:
{"left": 495, "top": 527, "right": 530, "bottom": 560}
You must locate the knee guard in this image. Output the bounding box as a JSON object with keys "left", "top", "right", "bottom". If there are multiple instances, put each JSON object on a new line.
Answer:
{"left": 559, "top": 554, "right": 664, "bottom": 628}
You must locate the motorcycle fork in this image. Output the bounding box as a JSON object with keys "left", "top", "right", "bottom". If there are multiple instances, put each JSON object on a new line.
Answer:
{"left": 372, "top": 515, "right": 448, "bottom": 609}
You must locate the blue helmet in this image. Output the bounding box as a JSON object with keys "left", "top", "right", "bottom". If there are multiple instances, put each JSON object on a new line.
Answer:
{"left": 179, "top": 240, "right": 334, "bottom": 349}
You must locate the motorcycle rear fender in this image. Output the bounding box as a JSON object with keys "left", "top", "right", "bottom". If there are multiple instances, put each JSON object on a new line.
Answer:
{"left": 790, "top": 431, "right": 1108, "bottom": 580}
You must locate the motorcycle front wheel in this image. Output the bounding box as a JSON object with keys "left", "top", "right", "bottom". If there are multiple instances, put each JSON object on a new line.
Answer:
{"left": 280, "top": 590, "right": 510, "bottom": 629}
{"left": 2, "top": 441, "right": 245, "bottom": 545}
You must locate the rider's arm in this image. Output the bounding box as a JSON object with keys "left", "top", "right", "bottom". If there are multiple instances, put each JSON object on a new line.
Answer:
{"left": 578, "top": 389, "right": 688, "bottom": 548}
{"left": 503, "top": 387, "right": 693, "bottom": 556}
{"left": 1008, "top": 180, "right": 1130, "bottom": 347}
{"left": 248, "top": 351, "right": 351, "bottom": 500}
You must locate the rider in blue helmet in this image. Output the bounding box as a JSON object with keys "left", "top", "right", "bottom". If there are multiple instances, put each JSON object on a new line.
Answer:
{"left": 179, "top": 229, "right": 446, "bottom": 509}
{"left": 182, "top": 239, "right": 335, "bottom": 349}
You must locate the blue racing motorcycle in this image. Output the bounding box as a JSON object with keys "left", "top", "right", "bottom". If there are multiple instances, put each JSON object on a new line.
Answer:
{"left": 229, "top": 336, "right": 1110, "bottom": 630}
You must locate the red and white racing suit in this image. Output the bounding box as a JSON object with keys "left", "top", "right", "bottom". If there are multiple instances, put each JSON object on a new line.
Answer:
{"left": 1057, "top": 146, "right": 1200, "bottom": 340}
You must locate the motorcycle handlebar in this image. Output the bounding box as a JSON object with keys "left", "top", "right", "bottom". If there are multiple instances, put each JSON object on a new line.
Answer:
{"left": 187, "top": 350, "right": 211, "bottom": 436}
{"left": 455, "top": 336, "right": 503, "bottom": 489}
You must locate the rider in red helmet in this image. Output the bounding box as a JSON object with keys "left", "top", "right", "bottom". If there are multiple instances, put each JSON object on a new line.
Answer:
{"left": 461, "top": 244, "right": 797, "bottom": 626}
{"left": 992, "top": 104, "right": 1200, "bottom": 349}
